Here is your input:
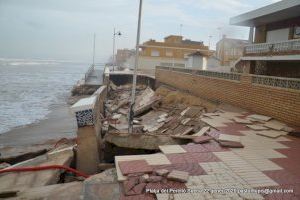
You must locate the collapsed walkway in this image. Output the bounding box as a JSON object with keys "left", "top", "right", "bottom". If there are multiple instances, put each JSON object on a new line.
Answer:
{"left": 0, "top": 71, "right": 299, "bottom": 200}
{"left": 104, "top": 83, "right": 300, "bottom": 199}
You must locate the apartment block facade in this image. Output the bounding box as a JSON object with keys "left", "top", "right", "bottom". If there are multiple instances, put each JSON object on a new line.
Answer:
{"left": 230, "top": 0, "right": 300, "bottom": 78}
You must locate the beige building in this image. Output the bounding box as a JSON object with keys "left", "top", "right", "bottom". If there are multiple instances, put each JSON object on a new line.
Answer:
{"left": 231, "top": 0, "right": 300, "bottom": 78}
{"left": 123, "top": 35, "right": 210, "bottom": 74}
{"left": 216, "top": 35, "right": 249, "bottom": 66}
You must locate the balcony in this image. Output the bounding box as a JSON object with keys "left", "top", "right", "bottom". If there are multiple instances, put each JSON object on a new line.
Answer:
{"left": 244, "top": 39, "right": 300, "bottom": 56}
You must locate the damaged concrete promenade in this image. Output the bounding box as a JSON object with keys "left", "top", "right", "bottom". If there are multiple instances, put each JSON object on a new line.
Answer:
{"left": 0, "top": 69, "right": 299, "bottom": 200}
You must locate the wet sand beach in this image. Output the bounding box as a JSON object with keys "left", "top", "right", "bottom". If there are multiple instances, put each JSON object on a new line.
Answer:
{"left": 0, "top": 103, "right": 77, "bottom": 158}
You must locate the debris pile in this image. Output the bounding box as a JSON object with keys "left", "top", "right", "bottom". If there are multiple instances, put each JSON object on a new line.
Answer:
{"left": 105, "top": 84, "right": 217, "bottom": 141}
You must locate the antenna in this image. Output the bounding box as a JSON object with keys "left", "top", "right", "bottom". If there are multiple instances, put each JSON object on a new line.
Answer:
{"left": 217, "top": 27, "right": 222, "bottom": 40}
{"left": 208, "top": 35, "right": 212, "bottom": 49}
{"left": 180, "top": 24, "right": 183, "bottom": 36}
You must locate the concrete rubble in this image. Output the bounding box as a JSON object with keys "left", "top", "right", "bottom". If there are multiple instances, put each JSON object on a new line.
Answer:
{"left": 0, "top": 146, "right": 74, "bottom": 194}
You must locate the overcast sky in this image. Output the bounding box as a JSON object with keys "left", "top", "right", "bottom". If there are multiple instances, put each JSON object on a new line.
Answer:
{"left": 0, "top": 0, "right": 280, "bottom": 63}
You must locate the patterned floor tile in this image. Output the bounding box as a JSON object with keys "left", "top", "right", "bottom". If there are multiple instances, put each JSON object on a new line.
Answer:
{"left": 264, "top": 170, "right": 300, "bottom": 185}
{"left": 153, "top": 163, "right": 206, "bottom": 176}
{"left": 166, "top": 152, "right": 220, "bottom": 164}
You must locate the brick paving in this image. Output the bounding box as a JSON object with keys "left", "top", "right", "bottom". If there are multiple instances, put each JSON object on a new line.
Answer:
{"left": 115, "top": 111, "right": 300, "bottom": 199}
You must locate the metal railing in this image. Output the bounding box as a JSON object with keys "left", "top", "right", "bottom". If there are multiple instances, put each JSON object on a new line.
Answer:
{"left": 244, "top": 39, "right": 300, "bottom": 55}
{"left": 157, "top": 66, "right": 241, "bottom": 81}
{"left": 252, "top": 74, "right": 300, "bottom": 90}
{"left": 84, "top": 64, "right": 95, "bottom": 82}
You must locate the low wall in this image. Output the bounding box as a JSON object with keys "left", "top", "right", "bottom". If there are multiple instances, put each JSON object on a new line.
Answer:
{"left": 93, "top": 86, "right": 107, "bottom": 137}
{"left": 109, "top": 73, "right": 156, "bottom": 89}
{"left": 74, "top": 85, "right": 107, "bottom": 174}
{"left": 155, "top": 66, "right": 300, "bottom": 126}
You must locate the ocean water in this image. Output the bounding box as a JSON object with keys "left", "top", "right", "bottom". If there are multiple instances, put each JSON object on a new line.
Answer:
{"left": 0, "top": 58, "right": 95, "bottom": 134}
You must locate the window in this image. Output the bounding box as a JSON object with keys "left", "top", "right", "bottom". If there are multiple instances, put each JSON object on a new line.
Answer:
{"left": 294, "top": 26, "right": 300, "bottom": 39}
{"left": 151, "top": 50, "right": 160, "bottom": 57}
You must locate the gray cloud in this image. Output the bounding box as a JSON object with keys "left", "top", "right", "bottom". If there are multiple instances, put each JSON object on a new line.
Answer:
{"left": 0, "top": 0, "right": 277, "bottom": 62}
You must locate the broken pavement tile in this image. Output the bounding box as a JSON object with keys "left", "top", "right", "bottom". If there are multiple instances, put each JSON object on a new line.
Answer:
{"left": 118, "top": 160, "right": 153, "bottom": 175}
{"left": 167, "top": 170, "right": 189, "bottom": 183}
{"left": 247, "top": 114, "right": 272, "bottom": 121}
{"left": 192, "top": 135, "right": 213, "bottom": 144}
{"left": 233, "top": 117, "right": 252, "bottom": 124}
{"left": 123, "top": 177, "right": 139, "bottom": 194}
{"left": 218, "top": 134, "right": 241, "bottom": 142}
{"left": 181, "top": 127, "right": 194, "bottom": 135}
{"left": 180, "top": 118, "right": 191, "bottom": 125}
{"left": 139, "top": 174, "right": 150, "bottom": 183}
{"left": 203, "top": 112, "right": 220, "bottom": 117}
{"left": 132, "top": 183, "right": 147, "bottom": 195}
{"left": 219, "top": 141, "right": 244, "bottom": 148}
{"left": 247, "top": 124, "right": 269, "bottom": 130}
{"left": 155, "top": 169, "right": 169, "bottom": 176}
{"left": 256, "top": 130, "right": 285, "bottom": 138}
{"left": 183, "top": 106, "right": 203, "bottom": 118}
{"left": 147, "top": 176, "right": 163, "bottom": 183}
{"left": 263, "top": 120, "right": 286, "bottom": 131}
{"left": 192, "top": 126, "right": 210, "bottom": 137}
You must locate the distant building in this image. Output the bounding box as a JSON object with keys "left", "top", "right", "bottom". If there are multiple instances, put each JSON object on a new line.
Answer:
{"left": 230, "top": 0, "right": 300, "bottom": 78}
{"left": 124, "top": 35, "right": 210, "bottom": 74}
{"left": 116, "top": 49, "right": 135, "bottom": 68}
{"left": 216, "top": 35, "right": 250, "bottom": 66}
{"left": 186, "top": 51, "right": 221, "bottom": 71}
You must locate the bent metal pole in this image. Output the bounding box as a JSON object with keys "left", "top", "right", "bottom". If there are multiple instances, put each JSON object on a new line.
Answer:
{"left": 128, "top": 0, "right": 143, "bottom": 134}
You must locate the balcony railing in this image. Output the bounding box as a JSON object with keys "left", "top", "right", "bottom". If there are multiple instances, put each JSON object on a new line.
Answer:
{"left": 252, "top": 75, "right": 300, "bottom": 90}
{"left": 244, "top": 39, "right": 300, "bottom": 56}
{"left": 157, "top": 66, "right": 241, "bottom": 81}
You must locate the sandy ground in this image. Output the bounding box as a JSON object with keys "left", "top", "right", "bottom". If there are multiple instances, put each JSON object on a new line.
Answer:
{"left": 0, "top": 103, "right": 77, "bottom": 158}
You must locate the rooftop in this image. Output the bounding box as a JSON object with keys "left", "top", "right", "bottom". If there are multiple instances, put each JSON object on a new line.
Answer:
{"left": 230, "top": 0, "right": 300, "bottom": 26}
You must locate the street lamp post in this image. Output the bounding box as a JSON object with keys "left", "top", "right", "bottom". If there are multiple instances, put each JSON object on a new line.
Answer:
{"left": 112, "top": 28, "right": 121, "bottom": 71}
{"left": 128, "top": 0, "right": 143, "bottom": 133}
{"left": 92, "top": 33, "right": 96, "bottom": 69}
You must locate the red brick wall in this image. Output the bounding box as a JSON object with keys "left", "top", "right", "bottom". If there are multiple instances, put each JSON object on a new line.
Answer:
{"left": 156, "top": 68, "right": 300, "bottom": 126}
